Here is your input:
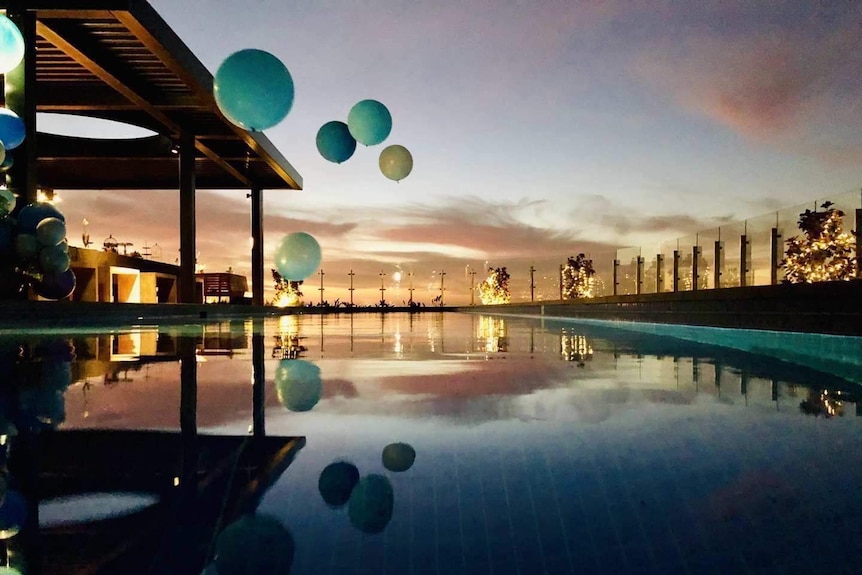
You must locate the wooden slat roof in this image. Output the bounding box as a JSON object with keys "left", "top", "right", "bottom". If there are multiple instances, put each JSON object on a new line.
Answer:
{"left": 0, "top": 0, "right": 302, "bottom": 190}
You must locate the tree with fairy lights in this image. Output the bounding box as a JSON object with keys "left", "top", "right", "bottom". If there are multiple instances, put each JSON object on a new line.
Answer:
{"left": 782, "top": 201, "right": 856, "bottom": 283}
{"left": 561, "top": 253, "right": 596, "bottom": 299}
{"left": 478, "top": 266, "right": 510, "bottom": 304}
{"left": 271, "top": 269, "right": 304, "bottom": 307}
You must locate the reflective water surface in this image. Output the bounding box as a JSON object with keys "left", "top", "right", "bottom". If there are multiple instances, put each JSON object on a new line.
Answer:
{"left": 1, "top": 312, "right": 861, "bottom": 574}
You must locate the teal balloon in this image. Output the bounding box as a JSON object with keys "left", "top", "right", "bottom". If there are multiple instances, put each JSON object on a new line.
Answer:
{"left": 34, "top": 269, "right": 76, "bottom": 300}
{"left": 318, "top": 461, "right": 360, "bottom": 508}
{"left": 214, "top": 49, "right": 294, "bottom": 132}
{"left": 382, "top": 442, "right": 416, "bottom": 472}
{"left": 17, "top": 203, "right": 65, "bottom": 234}
{"left": 347, "top": 99, "right": 392, "bottom": 146}
{"left": 0, "top": 152, "right": 12, "bottom": 172}
{"left": 316, "top": 121, "right": 356, "bottom": 164}
{"left": 0, "top": 108, "right": 24, "bottom": 150}
{"left": 36, "top": 217, "right": 66, "bottom": 246}
{"left": 0, "top": 15, "right": 24, "bottom": 75}
{"left": 215, "top": 514, "right": 295, "bottom": 575}
{"left": 274, "top": 231, "right": 321, "bottom": 280}
{"left": 348, "top": 474, "right": 394, "bottom": 534}
{"left": 40, "top": 245, "right": 71, "bottom": 274}
{"left": 0, "top": 188, "right": 14, "bottom": 218}
{"left": 14, "top": 233, "right": 39, "bottom": 259}
{"left": 379, "top": 144, "right": 413, "bottom": 182}
{"left": 275, "top": 359, "right": 322, "bottom": 412}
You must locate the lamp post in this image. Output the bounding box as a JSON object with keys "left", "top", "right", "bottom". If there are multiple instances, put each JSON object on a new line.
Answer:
{"left": 439, "top": 270, "right": 446, "bottom": 307}
{"left": 318, "top": 269, "right": 325, "bottom": 305}
{"left": 468, "top": 267, "right": 477, "bottom": 305}
{"left": 348, "top": 269, "right": 355, "bottom": 307}
{"left": 379, "top": 271, "right": 386, "bottom": 304}
{"left": 529, "top": 265, "right": 536, "bottom": 302}
{"left": 408, "top": 271, "right": 415, "bottom": 305}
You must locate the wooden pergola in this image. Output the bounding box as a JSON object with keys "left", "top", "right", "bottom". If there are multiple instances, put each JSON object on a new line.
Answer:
{"left": 0, "top": 0, "right": 303, "bottom": 305}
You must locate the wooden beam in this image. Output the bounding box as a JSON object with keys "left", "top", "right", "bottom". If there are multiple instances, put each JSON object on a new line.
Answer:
{"left": 36, "top": 19, "right": 251, "bottom": 187}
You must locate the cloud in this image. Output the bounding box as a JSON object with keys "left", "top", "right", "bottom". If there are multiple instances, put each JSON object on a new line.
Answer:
{"left": 632, "top": 5, "right": 862, "bottom": 162}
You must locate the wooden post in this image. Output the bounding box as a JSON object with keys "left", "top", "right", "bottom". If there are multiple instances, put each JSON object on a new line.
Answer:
{"left": 692, "top": 246, "right": 700, "bottom": 291}
{"left": 178, "top": 131, "right": 196, "bottom": 303}
{"left": 770, "top": 227, "right": 782, "bottom": 285}
{"left": 740, "top": 234, "right": 749, "bottom": 287}
{"left": 635, "top": 256, "right": 644, "bottom": 294}
{"left": 714, "top": 240, "right": 723, "bottom": 289}
{"left": 250, "top": 187, "right": 264, "bottom": 305}
{"left": 655, "top": 254, "right": 664, "bottom": 292}
{"left": 612, "top": 259, "right": 619, "bottom": 296}
{"left": 672, "top": 250, "right": 680, "bottom": 292}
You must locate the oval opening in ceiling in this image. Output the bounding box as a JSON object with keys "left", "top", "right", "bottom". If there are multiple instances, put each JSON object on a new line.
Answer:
{"left": 37, "top": 112, "right": 158, "bottom": 140}
{"left": 39, "top": 492, "right": 160, "bottom": 528}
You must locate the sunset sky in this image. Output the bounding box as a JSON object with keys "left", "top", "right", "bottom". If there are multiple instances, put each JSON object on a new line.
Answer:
{"left": 45, "top": 0, "right": 862, "bottom": 305}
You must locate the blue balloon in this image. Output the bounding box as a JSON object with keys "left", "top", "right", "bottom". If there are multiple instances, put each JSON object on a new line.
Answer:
{"left": 316, "top": 121, "right": 356, "bottom": 164}
{"left": 348, "top": 474, "right": 394, "bottom": 534}
{"left": 215, "top": 514, "right": 294, "bottom": 575}
{"left": 16, "top": 203, "right": 64, "bottom": 234}
{"left": 275, "top": 359, "right": 322, "bottom": 412}
{"left": 318, "top": 461, "right": 360, "bottom": 508}
{"left": 0, "top": 108, "right": 24, "bottom": 150}
{"left": 379, "top": 144, "right": 413, "bottom": 182}
{"left": 34, "top": 268, "right": 76, "bottom": 300}
{"left": 347, "top": 100, "right": 392, "bottom": 146}
{"left": 274, "top": 232, "right": 321, "bottom": 280}
{"left": 0, "top": 15, "right": 24, "bottom": 75}
{"left": 214, "top": 49, "right": 294, "bottom": 132}
{"left": 36, "top": 217, "right": 66, "bottom": 246}
{"left": 14, "top": 233, "right": 39, "bottom": 260}
{"left": 39, "top": 245, "right": 71, "bottom": 274}
{"left": 0, "top": 489, "right": 26, "bottom": 539}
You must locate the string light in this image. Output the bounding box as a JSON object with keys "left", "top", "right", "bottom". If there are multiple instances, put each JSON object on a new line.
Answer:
{"left": 478, "top": 266, "right": 510, "bottom": 304}
{"left": 561, "top": 254, "right": 596, "bottom": 299}
{"left": 783, "top": 202, "right": 855, "bottom": 283}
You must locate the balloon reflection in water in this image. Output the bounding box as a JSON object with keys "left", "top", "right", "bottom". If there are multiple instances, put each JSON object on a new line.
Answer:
{"left": 348, "top": 474, "right": 394, "bottom": 534}
{"left": 382, "top": 442, "right": 415, "bottom": 472}
{"left": 318, "top": 461, "right": 360, "bottom": 508}
{"left": 275, "top": 359, "right": 322, "bottom": 412}
{"left": 214, "top": 513, "right": 295, "bottom": 574}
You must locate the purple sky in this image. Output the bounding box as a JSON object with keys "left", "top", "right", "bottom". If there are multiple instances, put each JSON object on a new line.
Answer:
{"left": 44, "top": 0, "right": 862, "bottom": 304}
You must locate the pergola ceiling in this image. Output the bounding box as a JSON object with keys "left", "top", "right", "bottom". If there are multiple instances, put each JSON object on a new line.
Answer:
{"left": 0, "top": 0, "right": 302, "bottom": 190}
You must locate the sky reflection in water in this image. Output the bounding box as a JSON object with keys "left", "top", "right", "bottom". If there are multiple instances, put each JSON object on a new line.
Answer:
{"left": 49, "top": 313, "right": 862, "bottom": 574}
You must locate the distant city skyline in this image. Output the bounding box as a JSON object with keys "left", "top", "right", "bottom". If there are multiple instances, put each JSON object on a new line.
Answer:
{"left": 42, "top": 0, "right": 862, "bottom": 304}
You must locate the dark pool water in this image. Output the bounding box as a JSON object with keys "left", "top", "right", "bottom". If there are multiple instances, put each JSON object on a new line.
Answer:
{"left": 2, "top": 312, "right": 861, "bottom": 574}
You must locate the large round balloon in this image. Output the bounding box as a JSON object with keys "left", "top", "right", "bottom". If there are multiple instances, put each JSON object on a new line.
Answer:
{"left": 0, "top": 108, "right": 24, "bottom": 150}
{"left": 215, "top": 514, "right": 295, "bottom": 575}
{"left": 34, "top": 269, "right": 76, "bottom": 300}
{"left": 274, "top": 232, "right": 321, "bottom": 281}
{"left": 275, "top": 359, "right": 322, "bottom": 412}
{"left": 348, "top": 474, "right": 394, "bottom": 534}
{"left": 36, "top": 217, "right": 66, "bottom": 246}
{"left": 379, "top": 145, "right": 413, "bottom": 182}
{"left": 214, "top": 49, "right": 294, "bottom": 132}
{"left": 316, "top": 120, "right": 356, "bottom": 164}
{"left": 17, "top": 203, "right": 65, "bottom": 234}
{"left": 0, "top": 15, "right": 24, "bottom": 75}
{"left": 382, "top": 442, "right": 416, "bottom": 472}
{"left": 39, "top": 245, "right": 71, "bottom": 274}
{"left": 0, "top": 187, "right": 14, "bottom": 218}
{"left": 318, "top": 461, "right": 360, "bottom": 508}
{"left": 347, "top": 99, "right": 392, "bottom": 146}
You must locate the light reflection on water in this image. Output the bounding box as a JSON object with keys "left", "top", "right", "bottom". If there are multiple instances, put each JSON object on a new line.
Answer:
{"left": 6, "top": 313, "right": 860, "bottom": 574}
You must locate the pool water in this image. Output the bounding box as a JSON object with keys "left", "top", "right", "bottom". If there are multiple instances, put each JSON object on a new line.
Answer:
{"left": 5, "top": 312, "right": 862, "bottom": 574}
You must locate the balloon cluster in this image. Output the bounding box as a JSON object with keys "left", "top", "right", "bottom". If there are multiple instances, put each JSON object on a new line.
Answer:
{"left": 0, "top": 197, "right": 76, "bottom": 300}
{"left": 0, "top": 15, "right": 25, "bottom": 174}
{"left": 316, "top": 99, "right": 414, "bottom": 182}
{"left": 317, "top": 442, "right": 416, "bottom": 534}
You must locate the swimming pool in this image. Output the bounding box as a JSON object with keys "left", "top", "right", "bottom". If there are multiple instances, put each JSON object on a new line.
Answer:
{"left": 3, "top": 312, "right": 861, "bottom": 574}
